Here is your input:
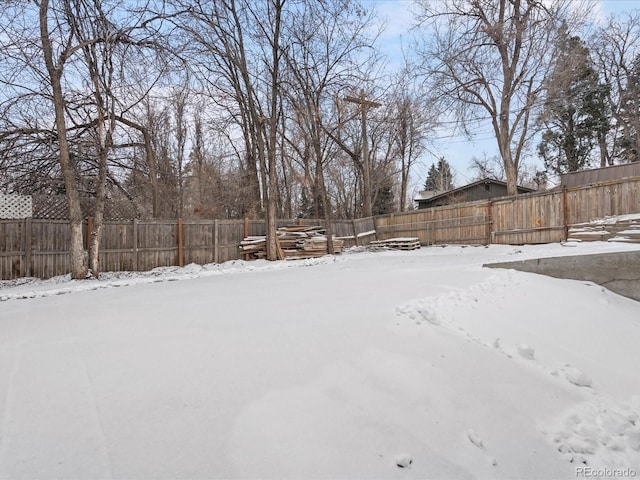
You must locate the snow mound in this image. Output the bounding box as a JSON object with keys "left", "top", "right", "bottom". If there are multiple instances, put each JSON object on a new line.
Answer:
{"left": 551, "top": 365, "right": 594, "bottom": 388}
{"left": 517, "top": 344, "right": 535, "bottom": 360}
{"left": 394, "top": 301, "right": 440, "bottom": 325}
{"left": 552, "top": 396, "right": 640, "bottom": 467}
{"left": 564, "top": 367, "right": 593, "bottom": 388}
{"left": 0, "top": 254, "right": 347, "bottom": 302}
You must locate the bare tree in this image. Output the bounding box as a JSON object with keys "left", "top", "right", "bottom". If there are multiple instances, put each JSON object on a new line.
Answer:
{"left": 387, "top": 68, "right": 432, "bottom": 211}
{"left": 470, "top": 152, "right": 543, "bottom": 189}
{"left": 280, "top": 0, "right": 378, "bottom": 250}
{"left": 67, "top": 0, "right": 129, "bottom": 276}
{"left": 173, "top": 88, "right": 189, "bottom": 217}
{"left": 38, "top": 0, "right": 88, "bottom": 278}
{"left": 173, "top": 0, "right": 285, "bottom": 259}
{"left": 1, "top": 0, "right": 170, "bottom": 277}
{"left": 592, "top": 10, "right": 640, "bottom": 164}
{"left": 415, "top": 0, "right": 569, "bottom": 195}
{"left": 470, "top": 153, "right": 505, "bottom": 181}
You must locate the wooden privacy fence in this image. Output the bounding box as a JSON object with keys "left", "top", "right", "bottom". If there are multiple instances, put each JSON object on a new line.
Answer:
{"left": 376, "top": 202, "right": 491, "bottom": 245}
{"left": 0, "top": 216, "right": 377, "bottom": 280}
{"left": 1, "top": 177, "right": 639, "bottom": 280}
{"left": 376, "top": 176, "right": 640, "bottom": 245}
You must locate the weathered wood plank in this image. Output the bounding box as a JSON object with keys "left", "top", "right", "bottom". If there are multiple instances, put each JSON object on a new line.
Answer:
{"left": 2, "top": 178, "right": 640, "bottom": 279}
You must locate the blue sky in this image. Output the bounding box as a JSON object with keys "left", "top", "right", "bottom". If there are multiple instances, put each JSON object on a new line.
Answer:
{"left": 367, "top": 0, "right": 640, "bottom": 191}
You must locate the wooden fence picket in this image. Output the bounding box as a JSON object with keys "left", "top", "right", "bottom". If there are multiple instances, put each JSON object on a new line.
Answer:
{"left": 1, "top": 177, "right": 639, "bottom": 280}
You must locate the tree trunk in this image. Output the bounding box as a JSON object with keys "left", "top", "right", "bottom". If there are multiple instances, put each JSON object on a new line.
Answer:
{"left": 400, "top": 150, "right": 408, "bottom": 212}
{"left": 500, "top": 102, "right": 518, "bottom": 195}
{"left": 504, "top": 159, "right": 518, "bottom": 197}
{"left": 598, "top": 131, "right": 608, "bottom": 167}
{"left": 89, "top": 148, "right": 107, "bottom": 276}
{"left": 265, "top": 0, "right": 284, "bottom": 261}
{"left": 316, "top": 158, "right": 334, "bottom": 255}
{"left": 144, "top": 103, "right": 160, "bottom": 217}
{"left": 39, "top": 0, "right": 87, "bottom": 279}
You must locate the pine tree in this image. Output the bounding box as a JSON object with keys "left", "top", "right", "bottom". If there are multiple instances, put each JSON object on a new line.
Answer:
{"left": 538, "top": 24, "right": 610, "bottom": 175}
{"left": 617, "top": 54, "right": 640, "bottom": 162}
{"left": 424, "top": 157, "right": 454, "bottom": 191}
{"left": 373, "top": 184, "right": 394, "bottom": 215}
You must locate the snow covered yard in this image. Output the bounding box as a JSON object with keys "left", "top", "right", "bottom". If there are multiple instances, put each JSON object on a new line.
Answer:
{"left": 1, "top": 242, "right": 640, "bottom": 479}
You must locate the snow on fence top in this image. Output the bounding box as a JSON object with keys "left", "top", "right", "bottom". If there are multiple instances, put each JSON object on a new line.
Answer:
{"left": 0, "top": 194, "right": 32, "bottom": 219}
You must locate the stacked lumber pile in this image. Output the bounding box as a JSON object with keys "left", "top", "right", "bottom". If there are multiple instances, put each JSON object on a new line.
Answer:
{"left": 239, "top": 226, "right": 344, "bottom": 260}
{"left": 369, "top": 237, "right": 421, "bottom": 251}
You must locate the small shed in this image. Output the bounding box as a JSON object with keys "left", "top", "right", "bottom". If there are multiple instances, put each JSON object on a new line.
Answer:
{"left": 415, "top": 178, "right": 534, "bottom": 209}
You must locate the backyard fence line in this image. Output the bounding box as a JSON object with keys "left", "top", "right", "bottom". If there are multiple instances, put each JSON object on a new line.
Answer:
{"left": 1, "top": 176, "right": 639, "bottom": 280}
{"left": 375, "top": 176, "right": 640, "bottom": 246}
{"left": 0, "top": 216, "right": 377, "bottom": 280}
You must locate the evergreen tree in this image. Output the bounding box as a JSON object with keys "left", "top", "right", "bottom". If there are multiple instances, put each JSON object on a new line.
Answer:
{"left": 617, "top": 54, "right": 640, "bottom": 162}
{"left": 538, "top": 24, "right": 610, "bottom": 175}
{"left": 373, "top": 183, "right": 394, "bottom": 215}
{"left": 424, "top": 157, "right": 454, "bottom": 191}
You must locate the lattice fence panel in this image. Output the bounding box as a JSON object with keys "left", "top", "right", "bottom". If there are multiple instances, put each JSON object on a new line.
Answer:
{"left": 31, "top": 194, "right": 69, "bottom": 219}
{"left": 0, "top": 194, "right": 32, "bottom": 219}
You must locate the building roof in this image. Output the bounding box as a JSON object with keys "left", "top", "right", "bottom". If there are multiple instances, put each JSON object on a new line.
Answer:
{"left": 414, "top": 178, "right": 534, "bottom": 204}
{"left": 414, "top": 190, "right": 447, "bottom": 201}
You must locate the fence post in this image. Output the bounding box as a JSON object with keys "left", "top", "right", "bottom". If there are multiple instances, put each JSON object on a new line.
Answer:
{"left": 177, "top": 218, "right": 184, "bottom": 267}
{"left": 562, "top": 186, "right": 569, "bottom": 241}
{"left": 23, "top": 217, "right": 33, "bottom": 277}
{"left": 132, "top": 219, "right": 138, "bottom": 271}
{"left": 243, "top": 217, "right": 250, "bottom": 261}
{"left": 214, "top": 219, "right": 219, "bottom": 264}
{"left": 352, "top": 219, "right": 359, "bottom": 247}
{"left": 487, "top": 200, "right": 493, "bottom": 245}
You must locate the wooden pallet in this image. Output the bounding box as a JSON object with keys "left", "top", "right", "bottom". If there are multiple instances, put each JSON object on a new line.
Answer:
{"left": 369, "top": 237, "right": 421, "bottom": 250}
